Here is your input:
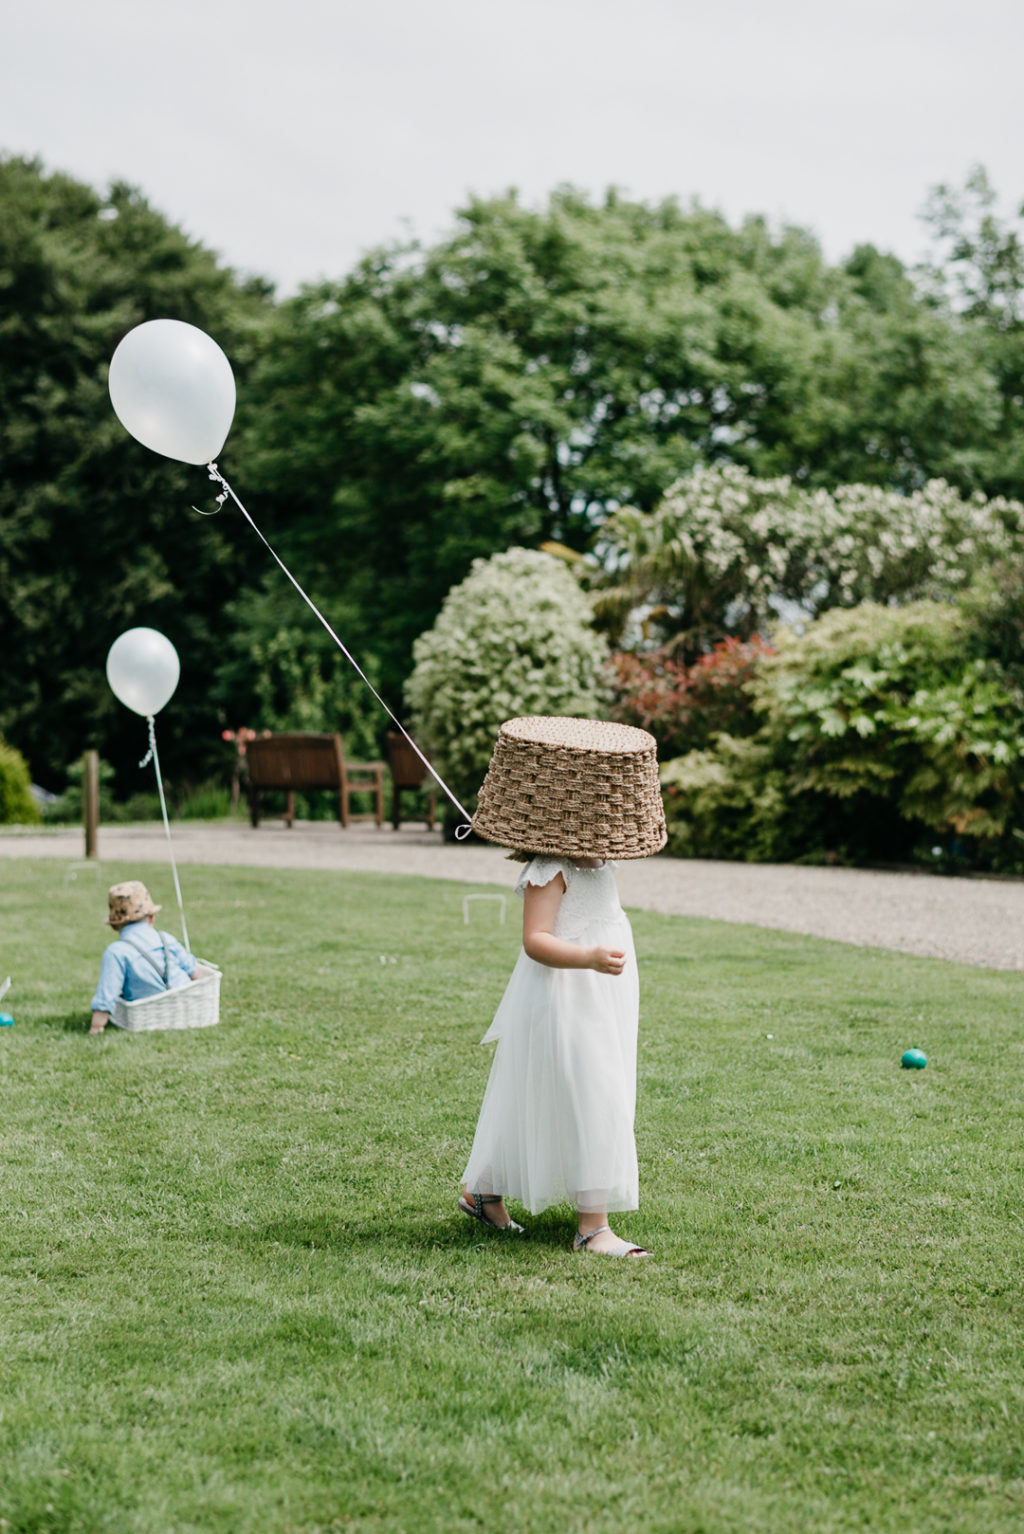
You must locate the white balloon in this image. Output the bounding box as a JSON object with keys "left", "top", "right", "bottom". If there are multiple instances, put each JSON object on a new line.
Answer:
{"left": 106, "top": 628, "right": 181, "bottom": 717}
{"left": 108, "top": 319, "right": 236, "bottom": 465}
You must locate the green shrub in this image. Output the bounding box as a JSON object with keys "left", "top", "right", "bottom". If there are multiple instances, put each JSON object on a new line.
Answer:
{"left": 43, "top": 757, "right": 163, "bottom": 825}
{"left": 661, "top": 735, "right": 792, "bottom": 861}
{"left": 176, "top": 781, "right": 237, "bottom": 820}
{"left": 763, "top": 603, "right": 1024, "bottom": 840}
{"left": 0, "top": 738, "right": 41, "bottom": 825}
{"left": 406, "top": 547, "right": 609, "bottom": 809}
{"left": 661, "top": 601, "right": 1024, "bottom": 865}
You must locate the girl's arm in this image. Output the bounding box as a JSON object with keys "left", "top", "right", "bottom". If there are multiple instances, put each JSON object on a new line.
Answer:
{"left": 522, "top": 875, "right": 626, "bottom": 976}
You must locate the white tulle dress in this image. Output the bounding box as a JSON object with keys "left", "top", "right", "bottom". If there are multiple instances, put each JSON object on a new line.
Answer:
{"left": 461, "top": 857, "right": 640, "bottom": 1215}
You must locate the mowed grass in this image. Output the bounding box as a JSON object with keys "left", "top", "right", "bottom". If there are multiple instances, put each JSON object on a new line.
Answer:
{"left": 1, "top": 856, "right": 1022, "bottom": 1534}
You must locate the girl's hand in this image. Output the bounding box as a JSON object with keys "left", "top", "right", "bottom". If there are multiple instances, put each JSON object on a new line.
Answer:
{"left": 522, "top": 878, "right": 628, "bottom": 974}
{"left": 588, "top": 947, "right": 627, "bottom": 976}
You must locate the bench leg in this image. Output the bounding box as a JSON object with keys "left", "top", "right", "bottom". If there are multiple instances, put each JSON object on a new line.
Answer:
{"left": 249, "top": 789, "right": 260, "bottom": 828}
{"left": 286, "top": 790, "right": 295, "bottom": 828}
{"left": 392, "top": 784, "right": 401, "bottom": 831}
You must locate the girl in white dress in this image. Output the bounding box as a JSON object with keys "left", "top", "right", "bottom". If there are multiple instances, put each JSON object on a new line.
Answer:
{"left": 457, "top": 715, "right": 666, "bottom": 1258}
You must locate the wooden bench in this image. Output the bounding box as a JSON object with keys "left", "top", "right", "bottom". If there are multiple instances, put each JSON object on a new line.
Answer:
{"left": 385, "top": 731, "right": 437, "bottom": 830}
{"left": 246, "top": 732, "right": 384, "bottom": 828}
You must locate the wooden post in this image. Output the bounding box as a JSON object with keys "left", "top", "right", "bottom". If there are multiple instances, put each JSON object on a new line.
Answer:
{"left": 83, "top": 749, "right": 99, "bottom": 859}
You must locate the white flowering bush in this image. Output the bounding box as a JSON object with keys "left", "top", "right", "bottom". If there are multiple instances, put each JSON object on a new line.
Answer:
{"left": 599, "top": 465, "right": 1024, "bottom": 644}
{"left": 406, "top": 548, "right": 609, "bottom": 810}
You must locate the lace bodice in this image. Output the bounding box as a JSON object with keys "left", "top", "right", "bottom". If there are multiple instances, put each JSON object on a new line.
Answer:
{"left": 514, "top": 856, "right": 626, "bottom": 942}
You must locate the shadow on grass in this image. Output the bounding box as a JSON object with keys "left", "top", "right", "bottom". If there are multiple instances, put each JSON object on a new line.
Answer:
{"left": 247, "top": 1209, "right": 581, "bottom": 1256}
{"left": 34, "top": 1010, "right": 92, "bottom": 1034}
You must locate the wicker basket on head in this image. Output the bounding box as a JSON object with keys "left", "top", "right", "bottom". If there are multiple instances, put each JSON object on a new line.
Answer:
{"left": 471, "top": 716, "right": 666, "bottom": 860}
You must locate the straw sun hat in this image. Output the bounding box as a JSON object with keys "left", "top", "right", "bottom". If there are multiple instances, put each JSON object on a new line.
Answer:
{"left": 471, "top": 716, "right": 667, "bottom": 860}
{"left": 104, "top": 880, "right": 162, "bottom": 927}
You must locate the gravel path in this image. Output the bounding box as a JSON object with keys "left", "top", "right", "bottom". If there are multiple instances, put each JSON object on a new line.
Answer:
{"left": 4, "top": 821, "right": 1024, "bottom": 971}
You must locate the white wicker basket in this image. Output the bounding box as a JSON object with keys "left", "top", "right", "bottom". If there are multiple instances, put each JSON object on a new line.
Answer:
{"left": 110, "top": 962, "right": 221, "bottom": 1032}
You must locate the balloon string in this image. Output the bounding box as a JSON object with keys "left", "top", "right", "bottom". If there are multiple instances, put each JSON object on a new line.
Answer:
{"left": 204, "top": 463, "right": 475, "bottom": 837}
{"left": 147, "top": 714, "right": 191, "bottom": 951}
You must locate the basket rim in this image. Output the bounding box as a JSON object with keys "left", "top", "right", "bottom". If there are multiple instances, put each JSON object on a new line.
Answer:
{"left": 498, "top": 715, "right": 657, "bottom": 755}
{"left": 113, "top": 961, "right": 221, "bottom": 1012}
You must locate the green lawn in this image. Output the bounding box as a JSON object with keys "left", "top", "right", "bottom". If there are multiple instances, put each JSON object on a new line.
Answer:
{"left": 1, "top": 856, "right": 1022, "bottom": 1533}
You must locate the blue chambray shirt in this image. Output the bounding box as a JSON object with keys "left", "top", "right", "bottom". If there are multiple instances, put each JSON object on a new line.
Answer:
{"left": 90, "top": 921, "right": 198, "bottom": 1012}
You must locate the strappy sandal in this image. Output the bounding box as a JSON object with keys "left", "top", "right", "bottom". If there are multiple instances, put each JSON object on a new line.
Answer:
{"left": 573, "top": 1224, "right": 651, "bottom": 1257}
{"left": 457, "top": 1190, "right": 524, "bottom": 1233}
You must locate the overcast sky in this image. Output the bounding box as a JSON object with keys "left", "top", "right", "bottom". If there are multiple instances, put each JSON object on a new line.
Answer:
{"left": 4, "top": 0, "right": 1023, "bottom": 296}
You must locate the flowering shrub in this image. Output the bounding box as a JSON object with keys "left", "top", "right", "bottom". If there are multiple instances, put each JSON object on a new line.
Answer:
{"left": 221, "top": 727, "right": 264, "bottom": 756}
{"left": 406, "top": 548, "right": 609, "bottom": 807}
{"left": 221, "top": 727, "right": 271, "bottom": 808}
{"left": 661, "top": 601, "right": 1024, "bottom": 864}
{"left": 599, "top": 465, "right": 1024, "bottom": 646}
{"left": 606, "top": 636, "right": 772, "bottom": 758}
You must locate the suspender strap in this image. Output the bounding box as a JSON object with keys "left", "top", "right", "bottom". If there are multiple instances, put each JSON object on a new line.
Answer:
{"left": 119, "top": 930, "right": 171, "bottom": 989}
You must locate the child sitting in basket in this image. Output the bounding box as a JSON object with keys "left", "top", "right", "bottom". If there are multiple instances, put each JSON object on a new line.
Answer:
{"left": 89, "top": 881, "right": 197, "bottom": 1036}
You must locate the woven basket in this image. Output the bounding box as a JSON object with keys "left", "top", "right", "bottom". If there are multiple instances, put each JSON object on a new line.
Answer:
{"left": 110, "top": 962, "right": 221, "bottom": 1032}
{"left": 472, "top": 716, "right": 666, "bottom": 859}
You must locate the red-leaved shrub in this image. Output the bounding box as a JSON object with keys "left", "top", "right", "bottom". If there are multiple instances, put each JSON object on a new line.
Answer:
{"left": 606, "top": 636, "right": 773, "bottom": 758}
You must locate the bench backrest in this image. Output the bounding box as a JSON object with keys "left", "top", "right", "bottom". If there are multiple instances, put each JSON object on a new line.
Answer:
{"left": 386, "top": 731, "right": 429, "bottom": 789}
{"left": 246, "top": 733, "right": 344, "bottom": 790}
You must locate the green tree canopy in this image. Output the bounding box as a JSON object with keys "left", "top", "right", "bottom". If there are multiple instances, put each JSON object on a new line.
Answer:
{"left": 240, "top": 185, "right": 1008, "bottom": 708}
{"left": 0, "top": 155, "right": 272, "bottom": 792}
{"left": 920, "top": 165, "right": 1024, "bottom": 498}
{"left": 5, "top": 164, "right": 1023, "bottom": 800}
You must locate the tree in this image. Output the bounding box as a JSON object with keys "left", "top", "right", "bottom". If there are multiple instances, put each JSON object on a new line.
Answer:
{"left": 6, "top": 167, "right": 1022, "bottom": 798}
{"left": 920, "top": 165, "right": 1024, "bottom": 499}
{"left": 0, "top": 156, "right": 272, "bottom": 793}
{"left": 239, "top": 187, "right": 1011, "bottom": 712}
{"left": 209, "top": 574, "right": 382, "bottom": 760}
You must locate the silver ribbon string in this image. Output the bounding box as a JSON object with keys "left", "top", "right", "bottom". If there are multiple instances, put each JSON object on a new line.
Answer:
{"left": 146, "top": 713, "right": 191, "bottom": 951}
{"left": 202, "top": 462, "right": 475, "bottom": 837}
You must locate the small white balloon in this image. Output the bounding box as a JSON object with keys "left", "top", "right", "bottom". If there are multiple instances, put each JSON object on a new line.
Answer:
{"left": 108, "top": 319, "right": 236, "bottom": 465}
{"left": 106, "top": 628, "right": 181, "bottom": 717}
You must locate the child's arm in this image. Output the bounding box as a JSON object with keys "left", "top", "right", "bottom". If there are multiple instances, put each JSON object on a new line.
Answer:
{"left": 522, "top": 876, "right": 626, "bottom": 975}
{"left": 163, "top": 932, "right": 198, "bottom": 981}
{"left": 88, "top": 945, "right": 127, "bottom": 1036}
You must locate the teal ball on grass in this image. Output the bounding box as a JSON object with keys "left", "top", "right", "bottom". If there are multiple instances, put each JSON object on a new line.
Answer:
{"left": 0, "top": 1013, "right": 13, "bottom": 1027}
{"left": 901, "top": 1047, "right": 927, "bottom": 1070}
